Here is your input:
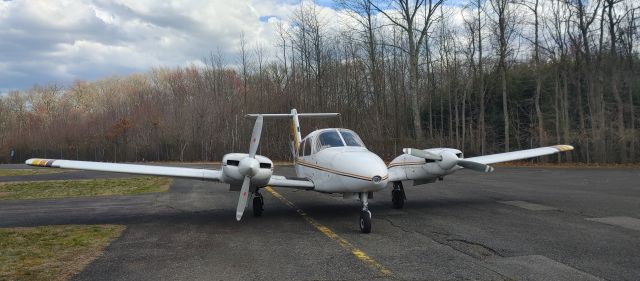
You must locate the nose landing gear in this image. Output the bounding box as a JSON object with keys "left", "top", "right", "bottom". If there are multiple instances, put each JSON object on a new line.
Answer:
{"left": 359, "top": 192, "right": 371, "bottom": 233}
{"left": 252, "top": 190, "right": 264, "bottom": 217}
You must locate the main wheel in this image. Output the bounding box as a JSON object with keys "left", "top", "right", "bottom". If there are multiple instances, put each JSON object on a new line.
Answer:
{"left": 359, "top": 210, "right": 372, "bottom": 233}
{"left": 252, "top": 195, "right": 264, "bottom": 217}
{"left": 392, "top": 189, "right": 404, "bottom": 209}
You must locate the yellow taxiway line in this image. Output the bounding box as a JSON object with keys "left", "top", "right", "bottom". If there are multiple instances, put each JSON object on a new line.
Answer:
{"left": 264, "top": 187, "right": 393, "bottom": 277}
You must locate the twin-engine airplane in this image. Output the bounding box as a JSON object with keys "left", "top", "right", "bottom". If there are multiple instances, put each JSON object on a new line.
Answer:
{"left": 27, "top": 109, "right": 574, "bottom": 233}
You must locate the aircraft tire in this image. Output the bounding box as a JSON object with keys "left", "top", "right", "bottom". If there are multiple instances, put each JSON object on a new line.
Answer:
{"left": 392, "top": 189, "right": 404, "bottom": 209}
{"left": 359, "top": 210, "right": 372, "bottom": 233}
{"left": 253, "top": 195, "right": 264, "bottom": 217}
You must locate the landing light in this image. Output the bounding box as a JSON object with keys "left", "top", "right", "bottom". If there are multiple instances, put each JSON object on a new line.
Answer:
{"left": 372, "top": 175, "right": 382, "bottom": 183}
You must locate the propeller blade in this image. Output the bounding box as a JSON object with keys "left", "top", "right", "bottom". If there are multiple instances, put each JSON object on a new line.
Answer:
{"left": 248, "top": 115, "right": 264, "bottom": 158}
{"left": 403, "top": 148, "right": 442, "bottom": 160}
{"left": 235, "top": 176, "right": 251, "bottom": 221}
{"left": 457, "top": 160, "right": 495, "bottom": 173}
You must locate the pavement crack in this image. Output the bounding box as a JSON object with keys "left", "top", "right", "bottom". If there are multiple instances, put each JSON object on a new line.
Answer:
{"left": 381, "top": 218, "right": 411, "bottom": 233}
{"left": 446, "top": 238, "right": 503, "bottom": 258}
{"left": 425, "top": 230, "right": 503, "bottom": 260}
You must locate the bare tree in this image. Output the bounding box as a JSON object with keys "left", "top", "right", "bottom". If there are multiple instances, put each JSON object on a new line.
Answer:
{"left": 489, "top": 0, "right": 517, "bottom": 151}
{"left": 371, "top": 0, "right": 445, "bottom": 143}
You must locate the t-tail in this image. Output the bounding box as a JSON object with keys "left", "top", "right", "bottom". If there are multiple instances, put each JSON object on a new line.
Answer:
{"left": 246, "top": 109, "right": 339, "bottom": 159}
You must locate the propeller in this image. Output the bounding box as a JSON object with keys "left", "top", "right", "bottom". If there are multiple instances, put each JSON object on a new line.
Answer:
{"left": 402, "top": 148, "right": 442, "bottom": 161}
{"left": 456, "top": 160, "right": 495, "bottom": 173}
{"left": 403, "top": 148, "right": 494, "bottom": 173}
{"left": 235, "top": 115, "right": 264, "bottom": 221}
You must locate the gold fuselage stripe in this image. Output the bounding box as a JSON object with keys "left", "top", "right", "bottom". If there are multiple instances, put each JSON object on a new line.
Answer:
{"left": 296, "top": 158, "right": 387, "bottom": 182}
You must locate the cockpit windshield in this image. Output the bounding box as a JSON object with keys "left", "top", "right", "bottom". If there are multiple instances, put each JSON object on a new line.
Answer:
{"left": 316, "top": 129, "right": 366, "bottom": 151}
{"left": 318, "top": 131, "right": 344, "bottom": 149}
{"left": 339, "top": 129, "right": 365, "bottom": 147}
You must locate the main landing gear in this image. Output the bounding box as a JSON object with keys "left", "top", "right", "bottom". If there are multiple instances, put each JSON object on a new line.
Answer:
{"left": 359, "top": 192, "right": 372, "bottom": 233}
{"left": 252, "top": 190, "right": 264, "bottom": 217}
{"left": 391, "top": 181, "right": 406, "bottom": 209}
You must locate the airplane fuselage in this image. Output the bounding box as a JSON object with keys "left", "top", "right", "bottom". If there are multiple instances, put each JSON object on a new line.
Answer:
{"left": 293, "top": 128, "right": 389, "bottom": 193}
{"left": 296, "top": 146, "right": 389, "bottom": 193}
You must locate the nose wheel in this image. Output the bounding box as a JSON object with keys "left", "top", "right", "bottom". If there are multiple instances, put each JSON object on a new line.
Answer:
{"left": 359, "top": 210, "right": 371, "bottom": 233}
{"left": 359, "top": 192, "right": 372, "bottom": 233}
{"left": 252, "top": 191, "right": 264, "bottom": 217}
{"left": 392, "top": 181, "right": 406, "bottom": 209}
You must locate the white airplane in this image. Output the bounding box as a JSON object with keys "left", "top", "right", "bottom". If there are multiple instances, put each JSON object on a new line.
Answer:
{"left": 26, "top": 109, "right": 574, "bottom": 233}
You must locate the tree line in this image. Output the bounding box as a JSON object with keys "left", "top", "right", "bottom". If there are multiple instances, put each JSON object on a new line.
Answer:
{"left": 1, "top": 0, "right": 638, "bottom": 163}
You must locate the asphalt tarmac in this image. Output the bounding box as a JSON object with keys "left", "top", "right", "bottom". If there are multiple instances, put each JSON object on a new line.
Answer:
{"left": 1, "top": 164, "right": 639, "bottom": 281}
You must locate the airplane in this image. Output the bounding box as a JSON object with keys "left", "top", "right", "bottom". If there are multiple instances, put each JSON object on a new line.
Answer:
{"left": 26, "top": 109, "right": 574, "bottom": 233}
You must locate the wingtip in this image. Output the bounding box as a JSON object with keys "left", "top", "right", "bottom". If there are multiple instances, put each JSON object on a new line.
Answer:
{"left": 552, "top": 144, "right": 574, "bottom": 152}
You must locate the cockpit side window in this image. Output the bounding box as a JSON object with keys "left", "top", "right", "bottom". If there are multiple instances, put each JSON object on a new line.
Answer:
{"left": 318, "top": 131, "right": 344, "bottom": 150}
{"left": 339, "top": 130, "right": 365, "bottom": 147}
{"left": 304, "top": 138, "right": 312, "bottom": 156}
{"left": 298, "top": 139, "right": 305, "bottom": 157}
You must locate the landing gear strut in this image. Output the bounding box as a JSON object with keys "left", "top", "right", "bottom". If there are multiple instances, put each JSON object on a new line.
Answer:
{"left": 359, "top": 192, "right": 371, "bottom": 233}
{"left": 391, "top": 181, "right": 406, "bottom": 209}
{"left": 252, "top": 190, "right": 264, "bottom": 217}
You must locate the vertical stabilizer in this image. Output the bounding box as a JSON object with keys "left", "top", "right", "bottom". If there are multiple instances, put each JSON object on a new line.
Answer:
{"left": 290, "top": 109, "right": 302, "bottom": 158}
{"left": 246, "top": 109, "right": 339, "bottom": 160}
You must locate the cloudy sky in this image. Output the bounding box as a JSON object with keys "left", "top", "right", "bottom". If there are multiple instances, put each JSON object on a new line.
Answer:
{"left": 0, "top": 0, "right": 343, "bottom": 92}
{"left": 0, "top": 0, "right": 472, "bottom": 93}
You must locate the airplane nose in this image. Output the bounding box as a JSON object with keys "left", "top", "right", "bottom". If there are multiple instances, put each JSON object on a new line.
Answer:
{"left": 332, "top": 151, "right": 389, "bottom": 190}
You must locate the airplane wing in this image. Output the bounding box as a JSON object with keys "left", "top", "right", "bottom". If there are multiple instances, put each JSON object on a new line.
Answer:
{"left": 26, "top": 158, "right": 221, "bottom": 181}
{"left": 463, "top": 145, "right": 574, "bottom": 165}
{"left": 26, "top": 158, "right": 315, "bottom": 190}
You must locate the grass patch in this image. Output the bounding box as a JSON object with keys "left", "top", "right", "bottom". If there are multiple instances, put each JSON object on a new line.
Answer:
{"left": 0, "top": 177, "right": 172, "bottom": 201}
{"left": 0, "top": 169, "right": 67, "bottom": 177}
{"left": 0, "top": 224, "right": 124, "bottom": 281}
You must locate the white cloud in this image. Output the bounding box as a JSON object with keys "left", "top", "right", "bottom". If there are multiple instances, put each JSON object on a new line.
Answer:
{"left": 0, "top": 0, "right": 476, "bottom": 92}
{"left": 0, "top": 0, "right": 311, "bottom": 91}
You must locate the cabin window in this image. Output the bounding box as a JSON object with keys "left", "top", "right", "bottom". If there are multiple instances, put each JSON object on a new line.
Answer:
{"left": 318, "top": 131, "right": 344, "bottom": 149}
{"left": 339, "top": 130, "right": 365, "bottom": 147}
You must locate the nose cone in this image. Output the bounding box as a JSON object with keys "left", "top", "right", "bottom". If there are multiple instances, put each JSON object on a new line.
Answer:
{"left": 238, "top": 157, "right": 259, "bottom": 177}
{"left": 437, "top": 151, "right": 459, "bottom": 170}
{"left": 332, "top": 150, "right": 389, "bottom": 191}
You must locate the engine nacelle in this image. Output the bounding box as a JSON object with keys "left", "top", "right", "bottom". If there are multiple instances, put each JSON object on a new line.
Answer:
{"left": 221, "top": 153, "right": 273, "bottom": 187}
{"left": 388, "top": 148, "right": 463, "bottom": 183}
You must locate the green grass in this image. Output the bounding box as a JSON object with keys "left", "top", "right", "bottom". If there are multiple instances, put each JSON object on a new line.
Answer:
{"left": 0, "top": 169, "right": 67, "bottom": 177}
{"left": 0, "top": 224, "right": 125, "bottom": 281}
{"left": 0, "top": 177, "right": 172, "bottom": 201}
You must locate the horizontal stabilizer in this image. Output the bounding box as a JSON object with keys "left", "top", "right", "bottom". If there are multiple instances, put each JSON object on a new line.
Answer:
{"left": 246, "top": 113, "right": 339, "bottom": 118}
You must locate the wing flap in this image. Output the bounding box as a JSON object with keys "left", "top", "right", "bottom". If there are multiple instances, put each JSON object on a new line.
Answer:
{"left": 26, "top": 159, "right": 221, "bottom": 181}
{"left": 464, "top": 145, "right": 574, "bottom": 165}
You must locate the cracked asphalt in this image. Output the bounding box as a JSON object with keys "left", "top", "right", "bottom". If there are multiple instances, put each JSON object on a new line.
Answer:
{"left": 1, "top": 164, "right": 639, "bottom": 280}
